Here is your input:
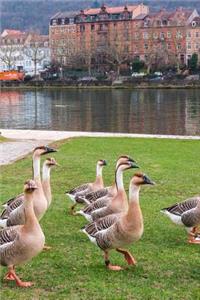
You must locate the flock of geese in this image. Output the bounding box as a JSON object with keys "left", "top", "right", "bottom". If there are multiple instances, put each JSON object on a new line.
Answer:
{"left": 0, "top": 146, "right": 200, "bottom": 287}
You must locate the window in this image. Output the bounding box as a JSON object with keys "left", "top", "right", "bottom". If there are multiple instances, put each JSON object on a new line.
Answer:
{"left": 167, "top": 43, "right": 171, "bottom": 50}
{"left": 91, "top": 24, "right": 95, "bottom": 31}
{"left": 167, "top": 32, "right": 171, "bottom": 38}
{"left": 156, "top": 20, "right": 161, "bottom": 26}
{"left": 177, "top": 43, "right": 181, "bottom": 50}
{"left": 135, "top": 32, "right": 139, "bottom": 39}
{"left": 144, "top": 43, "right": 148, "bottom": 50}
{"left": 52, "top": 19, "right": 57, "bottom": 26}
{"left": 187, "top": 43, "right": 191, "bottom": 49}
{"left": 187, "top": 31, "right": 191, "bottom": 38}
{"left": 162, "top": 20, "right": 168, "bottom": 26}
{"left": 196, "top": 43, "right": 199, "bottom": 50}
{"left": 176, "top": 31, "right": 182, "bottom": 39}
{"left": 153, "top": 32, "right": 158, "bottom": 39}
{"left": 160, "top": 32, "right": 165, "bottom": 40}
{"left": 80, "top": 25, "right": 85, "bottom": 32}
{"left": 143, "top": 32, "right": 148, "bottom": 39}
{"left": 196, "top": 32, "right": 199, "bottom": 38}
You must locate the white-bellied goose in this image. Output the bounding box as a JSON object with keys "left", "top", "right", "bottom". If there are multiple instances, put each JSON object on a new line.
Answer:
{"left": 161, "top": 196, "right": 200, "bottom": 244}
{"left": 65, "top": 159, "right": 107, "bottom": 214}
{"left": 0, "top": 180, "right": 45, "bottom": 287}
{"left": 0, "top": 146, "right": 57, "bottom": 228}
{"left": 80, "top": 161, "right": 139, "bottom": 222}
{"left": 82, "top": 173, "right": 155, "bottom": 270}
{"left": 77, "top": 156, "right": 136, "bottom": 220}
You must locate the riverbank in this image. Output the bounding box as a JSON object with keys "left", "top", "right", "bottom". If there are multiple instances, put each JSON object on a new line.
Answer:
{"left": 1, "top": 129, "right": 200, "bottom": 165}
{"left": 1, "top": 79, "right": 200, "bottom": 89}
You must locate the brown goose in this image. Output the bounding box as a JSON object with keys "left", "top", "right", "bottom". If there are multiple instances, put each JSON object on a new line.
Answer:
{"left": 42, "top": 157, "right": 59, "bottom": 208}
{"left": 0, "top": 146, "right": 57, "bottom": 228}
{"left": 0, "top": 180, "right": 45, "bottom": 287}
{"left": 65, "top": 159, "right": 107, "bottom": 214}
{"left": 82, "top": 173, "right": 155, "bottom": 270}
{"left": 161, "top": 196, "right": 200, "bottom": 244}
{"left": 81, "top": 161, "right": 139, "bottom": 222}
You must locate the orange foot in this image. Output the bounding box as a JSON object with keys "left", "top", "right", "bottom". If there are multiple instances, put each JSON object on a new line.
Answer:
{"left": 4, "top": 272, "right": 15, "bottom": 281}
{"left": 116, "top": 248, "right": 137, "bottom": 265}
{"left": 107, "top": 264, "right": 123, "bottom": 271}
{"left": 16, "top": 281, "right": 34, "bottom": 287}
{"left": 188, "top": 237, "right": 200, "bottom": 244}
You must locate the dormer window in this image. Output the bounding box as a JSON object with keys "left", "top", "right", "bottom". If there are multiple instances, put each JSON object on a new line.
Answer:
{"left": 52, "top": 19, "right": 57, "bottom": 25}
{"left": 162, "top": 20, "right": 168, "bottom": 26}
{"left": 156, "top": 20, "right": 161, "bottom": 26}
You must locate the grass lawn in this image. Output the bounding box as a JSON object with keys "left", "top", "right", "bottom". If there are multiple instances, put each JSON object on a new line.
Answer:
{"left": 0, "top": 137, "right": 200, "bottom": 300}
{"left": 0, "top": 135, "right": 8, "bottom": 143}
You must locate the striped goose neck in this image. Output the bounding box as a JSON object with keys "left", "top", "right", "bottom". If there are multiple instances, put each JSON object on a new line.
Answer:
{"left": 32, "top": 155, "right": 41, "bottom": 181}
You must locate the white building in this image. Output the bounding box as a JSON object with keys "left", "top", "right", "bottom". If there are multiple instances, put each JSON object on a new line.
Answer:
{"left": 0, "top": 29, "right": 51, "bottom": 75}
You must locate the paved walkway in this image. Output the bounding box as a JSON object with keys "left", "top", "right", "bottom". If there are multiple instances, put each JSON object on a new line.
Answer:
{"left": 1, "top": 129, "right": 200, "bottom": 165}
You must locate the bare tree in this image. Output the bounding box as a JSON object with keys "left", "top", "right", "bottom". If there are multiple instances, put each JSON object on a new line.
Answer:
{"left": 0, "top": 44, "right": 19, "bottom": 70}
{"left": 23, "top": 33, "right": 47, "bottom": 76}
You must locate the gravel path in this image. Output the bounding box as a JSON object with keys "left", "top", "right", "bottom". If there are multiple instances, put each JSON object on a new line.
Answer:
{"left": 0, "top": 140, "right": 50, "bottom": 165}
{"left": 1, "top": 129, "right": 199, "bottom": 166}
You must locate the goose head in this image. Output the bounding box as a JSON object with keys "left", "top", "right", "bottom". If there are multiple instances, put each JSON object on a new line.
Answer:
{"left": 97, "top": 159, "right": 107, "bottom": 167}
{"left": 24, "top": 179, "right": 38, "bottom": 193}
{"left": 116, "top": 155, "right": 136, "bottom": 167}
{"left": 44, "top": 157, "right": 59, "bottom": 168}
{"left": 117, "top": 161, "right": 139, "bottom": 172}
{"left": 33, "top": 146, "right": 57, "bottom": 157}
{"left": 131, "top": 173, "right": 155, "bottom": 186}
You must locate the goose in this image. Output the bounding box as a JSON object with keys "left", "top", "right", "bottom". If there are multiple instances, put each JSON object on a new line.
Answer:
{"left": 0, "top": 179, "right": 45, "bottom": 287}
{"left": 161, "top": 196, "right": 200, "bottom": 244}
{"left": 79, "top": 155, "right": 136, "bottom": 206}
{"left": 79, "top": 161, "right": 139, "bottom": 222}
{"left": 0, "top": 146, "right": 57, "bottom": 228}
{"left": 66, "top": 159, "right": 107, "bottom": 214}
{"left": 42, "top": 157, "right": 59, "bottom": 209}
{"left": 82, "top": 173, "right": 155, "bottom": 270}
{"left": 77, "top": 156, "right": 136, "bottom": 219}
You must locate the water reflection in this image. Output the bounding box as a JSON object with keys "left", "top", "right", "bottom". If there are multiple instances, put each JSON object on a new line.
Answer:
{"left": 0, "top": 89, "right": 200, "bottom": 135}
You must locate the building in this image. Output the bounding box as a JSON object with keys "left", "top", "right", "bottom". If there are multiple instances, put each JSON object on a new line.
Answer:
{"left": 186, "top": 16, "right": 200, "bottom": 64}
{"left": 49, "top": 4, "right": 199, "bottom": 71}
{"left": 49, "top": 4, "right": 149, "bottom": 68}
{"left": 0, "top": 29, "right": 50, "bottom": 74}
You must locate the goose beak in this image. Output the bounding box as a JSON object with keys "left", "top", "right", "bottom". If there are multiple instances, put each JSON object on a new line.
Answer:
{"left": 130, "top": 162, "right": 139, "bottom": 169}
{"left": 143, "top": 175, "right": 155, "bottom": 185}
{"left": 103, "top": 160, "right": 107, "bottom": 166}
{"left": 43, "top": 146, "right": 57, "bottom": 155}
{"left": 128, "top": 157, "right": 137, "bottom": 163}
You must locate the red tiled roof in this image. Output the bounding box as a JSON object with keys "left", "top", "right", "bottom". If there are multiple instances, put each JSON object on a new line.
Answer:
{"left": 1, "top": 29, "right": 25, "bottom": 36}
{"left": 84, "top": 5, "right": 138, "bottom": 15}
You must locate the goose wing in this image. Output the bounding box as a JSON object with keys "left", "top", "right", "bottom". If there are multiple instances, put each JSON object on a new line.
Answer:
{"left": 66, "top": 183, "right": 90, "bottom": 196}
{"left": 84, "top": 188, "right": 109, "bottom": 203}
{"left": 161, "top": 196, "right": 199, "bottom": 216}
{"left": 83, "top": 196, "right": 110, "bottom": 214}
{"left": 84, "top": 213, "right": 119, "bottom": 237}
{"left": 1, "top": 195, "right": 24, "bottom": 219}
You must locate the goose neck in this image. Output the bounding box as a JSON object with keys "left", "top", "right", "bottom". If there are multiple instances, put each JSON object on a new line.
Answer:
{"left": 116, "top": 167, "right": 124, "bottom": 191}
{"left": 129, "top": 184, "right": 140, "bottom": 203}
{"left": 32, "top": 155, "right": 41, "bottom": 180}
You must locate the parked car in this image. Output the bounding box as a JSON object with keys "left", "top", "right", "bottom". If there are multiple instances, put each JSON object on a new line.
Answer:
{"left": 131, "top": 72, "right": 146, "bottom": 77}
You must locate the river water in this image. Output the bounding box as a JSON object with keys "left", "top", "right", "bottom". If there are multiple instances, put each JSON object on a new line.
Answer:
{"left": 0, "top": 88, "right": 200, "bottom": 135}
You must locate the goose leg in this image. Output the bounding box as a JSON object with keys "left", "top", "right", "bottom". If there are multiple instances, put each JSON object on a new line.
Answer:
{"left": 70, "top": 203, "right": 77, "bottom": 215}
{"left": 104, "top": 250, "right": 123, "bottom": 271}
{"left": 6, "top": 266, "right": 34, "bottom": 287}
{"left": 116, "top": 248, "right": 137, "bottom": 265}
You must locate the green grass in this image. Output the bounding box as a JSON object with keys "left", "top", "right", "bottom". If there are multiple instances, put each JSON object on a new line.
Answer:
{"left": 0, "top": 135, "right": 8, "bottom": 143}
{"left": 0, "top": 137, "right": 200, "bottom": 300}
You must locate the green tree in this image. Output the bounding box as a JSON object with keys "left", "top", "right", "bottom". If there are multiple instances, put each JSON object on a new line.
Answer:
{"left": 188, "top": 53, "right": 198, "bottom": 72}
{"left": 131, "top": 58, "right": 145, "bottom": 73}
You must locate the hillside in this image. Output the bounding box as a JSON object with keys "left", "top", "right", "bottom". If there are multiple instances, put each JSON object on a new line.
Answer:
{"left": 1, "top": 0, "right": 200, "bottom": 34}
